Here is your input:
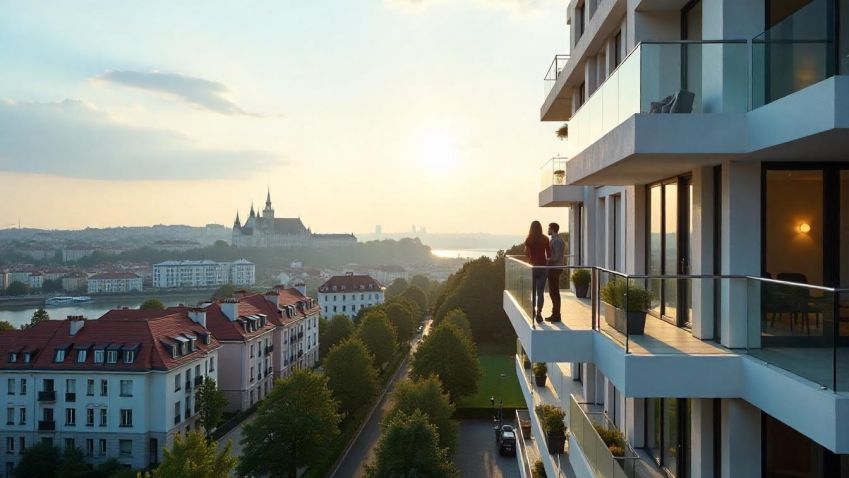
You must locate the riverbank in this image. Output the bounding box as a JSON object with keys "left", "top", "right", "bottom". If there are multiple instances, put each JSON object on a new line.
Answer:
{"left": 0, "top": 287, "right": 218, "bottom": 308}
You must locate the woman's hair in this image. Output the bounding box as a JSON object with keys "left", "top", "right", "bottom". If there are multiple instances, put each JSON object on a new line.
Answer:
{"left": 525, "top": 220, "right": 545, "bottom": 248}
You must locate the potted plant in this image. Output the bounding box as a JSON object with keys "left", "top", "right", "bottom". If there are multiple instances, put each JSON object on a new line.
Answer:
{"left": 532, "top": 460, "right": 547, "bottom": 478}
{"left": 533, "top": 362, "right": 548, "bottom": 387}
{"left": 535, "top": 404, "right": 566, "bottom": 454}
{"left": 594, "top": 424, "right": 627, "bottom": 457}
{"left": 571, "top": 269, "right": 591, "bottom": 298}
{"left": 553, "top": 169, "right": 566, "bottom": 185}
{"left": 523, "top": 353, "right": 531, "bottom": 370}
{"left": 599, "top": 279, "right": 651, "bottom": 335}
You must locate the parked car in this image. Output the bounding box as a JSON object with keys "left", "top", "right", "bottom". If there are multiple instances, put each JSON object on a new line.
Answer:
{"left": 497, "top": 424, "right": 516, "bottom": 456}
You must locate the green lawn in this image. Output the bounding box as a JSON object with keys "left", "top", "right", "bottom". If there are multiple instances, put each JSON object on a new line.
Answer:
{"left": 456, "top": 354, "right": 524, "bottom": 409}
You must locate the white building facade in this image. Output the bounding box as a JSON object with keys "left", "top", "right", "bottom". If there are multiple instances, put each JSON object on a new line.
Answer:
{"left": 86, "top": 273, "right": 143, "bottom": 294}
{"left": 152, "top": 260, "right": 255, "bottom": 289}
{"left": 317, "top": 273, "right": 385, "bottom": 319}
{"left": 511, "top": 1, "right": 849, "bottom": 478}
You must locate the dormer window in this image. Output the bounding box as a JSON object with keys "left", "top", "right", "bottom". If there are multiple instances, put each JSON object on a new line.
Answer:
{"left": 8, "top": 353, "right": 17, "bottom": 363}
{"left": 22, "top": 353, "right": 31, "bottom": 363}
{"left": 123, "top": 351, "right": 135, "bottom": 364}
{"left": 54, "top": 349, "right": 66, "bottom": 363}
{"left": 76, "top": 350, "right": 87, "bottom": 363}
{"left": 106, "top": 350, "right": 118, "bottom": 364}
{"left": 94, "top": 350, "right": 105, "bottom": 364}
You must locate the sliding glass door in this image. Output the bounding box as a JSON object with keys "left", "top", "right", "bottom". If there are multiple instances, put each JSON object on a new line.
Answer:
{"left": 646, "top": 398, "right": 691, "bottom": 478}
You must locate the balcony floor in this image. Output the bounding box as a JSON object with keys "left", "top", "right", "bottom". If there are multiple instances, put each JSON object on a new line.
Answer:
{"left": 527, "top": 291, "right": 731, "bottom": 355}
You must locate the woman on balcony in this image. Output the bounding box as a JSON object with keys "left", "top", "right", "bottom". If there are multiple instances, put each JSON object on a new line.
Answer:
{"left": 524, "top": 220, "right": 551, "bottom": 323}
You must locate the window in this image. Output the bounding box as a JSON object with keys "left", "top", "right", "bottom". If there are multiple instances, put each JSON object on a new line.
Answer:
{"left": 100, "top": 380, "right": 108, "bottom": 397}
{"left": 18, "top": 408, "right": 25, "bottom": 425}
{"left": 76, "top": 349, "right": 87, "bottom": 363}
{"left": 250, "top": 344, "right": 255, "bottom": 358}
{"left": 42, "top": 379, "right": 54, "bottom": 392}
{"left": 86, "top": 408, "right": 94, "bottom": 427}
{"left": 19, "top": 379, "right": 25, "bottom": 395}
{"left": 195, "top": 364, "right": 200, "bottom": 378}
{"left": 575, "top": 3, "right": 585, "bottom": 39}
{"left": 250, "top": 367, "right": 255, "bottom": 382}
{"left": 99, "top": 439, "right": 106, "bottom": 455}
{"left": 6, "top": 437, "right": 13, "bottom": 454}
{"left": 119, "top": 439, "right": 132, "bottom": 456}
{"left": 22, "top": 353, "right": 30, "bottom": 363}
{"left": 120, "top": 380, "right": 133, "bottom": 397}
{"left": 18, "top": 437, "right": 24, "bottom": 452}
{"left": 94, "top": 350, "right": 104, "bottom": 363}
{"left": 99, "top": 408, "right": 107, "bottom": 427}
{"left": 175, "top": 374, "right": 181, "bottom": 391}
{"left": 124, "top": 350, "right": 135, "bottom": 364}
{"left": 6, "top": 379, "right": 13, "bottom": 395}
{"left": 85, "top": 439, "right": 94, "bottom": 456}
{"left": 86, "top": 379, "right": 94, "bottom": 396}
{"left": 64, "top": 438, "right": 74, "bottom": 450}
{"left": 8, "top": 353, "right": 16, "bottom": 363}
{"left": 209, "top": 357, "right": 215, "bottom": 372}
{"left": 120, "top": 409, "right": 132, "bottom": 427}
{"left": 614, "top": 30, "right": 623, "bottom": 67}
{"left": 53, "top": 349, "right": 65, "bottom": 362}
{"left": 65, "top": 379, "right": 76, "bottom": 393}
{"left": 106, "top": 350, "right": 118, "bottom": 364}
{"left": 5, "top": 408, "right": 12, "bottom": 425}
{"left": 174, "top": 402, "right": 181, "bottom": 423}
{"left": 65, "top": 408, "right": 76, "bottom": 426}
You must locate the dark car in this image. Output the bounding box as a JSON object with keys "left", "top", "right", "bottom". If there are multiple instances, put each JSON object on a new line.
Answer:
{"left": 497, "top": 424, "right": 516, "bottom": 456}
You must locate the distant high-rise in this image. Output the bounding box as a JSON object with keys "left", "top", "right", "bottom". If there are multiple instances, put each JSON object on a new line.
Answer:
{"left": 375, "top": 225, "right": 382, "bottom": 235}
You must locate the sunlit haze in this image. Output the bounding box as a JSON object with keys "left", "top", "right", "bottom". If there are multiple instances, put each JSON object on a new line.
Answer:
{"left": 0, "top": 0, "right": 571, "bottom": 235}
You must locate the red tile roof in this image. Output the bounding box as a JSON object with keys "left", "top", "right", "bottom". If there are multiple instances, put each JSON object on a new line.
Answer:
{"left": 318, "top": 274, "right": 383, "bottom": 293}
{"left": 195, "top": 288, "right": 319, "bottom": 340}
{"left": 89, "top": 272, "right": 141, "bottom": 280}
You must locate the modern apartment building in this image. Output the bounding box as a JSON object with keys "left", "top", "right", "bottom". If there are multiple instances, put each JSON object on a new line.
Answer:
{"left": 0, "top": 313, "right": 220, "bottom": 475}
{"left": 86, "top": 272, "right": 143, "bottom": 294}
{"left": 152, "top": 259, "right": 256, "bottom": 289}
{"left": 317, "top": 273, "right": 385, "bottom": 319}
{"left": 510, "top": 1, "right": 849, "bottom": 477}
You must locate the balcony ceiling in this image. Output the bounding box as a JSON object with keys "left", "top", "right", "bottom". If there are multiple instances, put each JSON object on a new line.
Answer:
{"left": 633, "top": 0, "right": 692, "bottom": 11}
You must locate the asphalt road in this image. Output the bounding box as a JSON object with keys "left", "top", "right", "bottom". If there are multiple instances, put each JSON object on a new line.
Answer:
{"left": 329, "top": 318, "right": 433, "bottom": 478}
{"left": 454, "top": 419, "right": 522, "bottom": 478}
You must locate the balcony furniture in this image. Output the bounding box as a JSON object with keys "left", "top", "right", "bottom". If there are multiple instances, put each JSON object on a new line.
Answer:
{"left": 38, "top": 390, "right": 56, "bottom": 402}
{"left": 777, "top": 273, "right": 822, "bottom": 334}
{"left": 650, "top": 90, "right": 694, "bottom": 114}
{"left": 38, "top": 420, "right": 55, "bottom": 431}
{"left": 65, "top": 392, "right": 76, "bottom": 402}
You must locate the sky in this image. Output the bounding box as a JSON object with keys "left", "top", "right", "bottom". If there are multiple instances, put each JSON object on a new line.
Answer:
{"left": 0, "top": 0, "right": 571, "bottom": 235}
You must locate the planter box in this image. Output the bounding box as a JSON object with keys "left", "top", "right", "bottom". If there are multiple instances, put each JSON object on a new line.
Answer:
{"left": 602, "top": 302, "right": 646, "bottom": 335}
{"left": 547, "top": 433, "right": 566, "bottom": 454}
{"left": 534, "top": 374, "right": 547, "bottom": 387}
{"left": 574, "top": 283, "right": 590, "bottom": 298}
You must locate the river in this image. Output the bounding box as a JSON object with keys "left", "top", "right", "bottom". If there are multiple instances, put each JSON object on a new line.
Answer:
{"left": 0, "top": 292, "right": 213, "bottom": 328}
{"left": 431, "top": 249, "right": 500, "bottom": 260}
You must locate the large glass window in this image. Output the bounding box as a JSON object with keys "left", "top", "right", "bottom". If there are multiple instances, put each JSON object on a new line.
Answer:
{"left": 645, "top": 398, "right": 691, "bottom": 477}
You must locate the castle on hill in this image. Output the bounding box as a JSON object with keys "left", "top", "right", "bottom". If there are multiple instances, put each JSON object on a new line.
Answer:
{"left": 231, "top": 190, "right": 356, "bottom": 248}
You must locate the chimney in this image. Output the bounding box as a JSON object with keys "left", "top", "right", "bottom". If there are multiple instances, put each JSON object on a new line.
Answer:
{"left": 221, "top": 299, "right": 239, "bottom": 322}
{"left": 293, "top": 280, "right": 306, "bottom": 296}
{"left": 264, "top": 290, "right": 279, "bottom": 306}
{"left": 188, "top": 308, "right": 207, "bottom": 328}
{"left": 68, "top": 315, "right": 85, "bottom": 336}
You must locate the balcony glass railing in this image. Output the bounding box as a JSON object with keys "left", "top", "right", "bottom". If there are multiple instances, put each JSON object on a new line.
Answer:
{"left": 540, "top": 157, "right": 569, "bottom": 190}
{"left": 752, "top": 0, "right": 835, "bottom": 108}
{"left": 566, "top": 40, "right": 748, "bottom": 157}
{"left": 569, "top": 394, "right": 639, "bottom": 478}
{"left": 544, "top": 54, "right": 571, "bottom": 100}
{"left": 504, "top": 256, "right": 849, "bottom": 391}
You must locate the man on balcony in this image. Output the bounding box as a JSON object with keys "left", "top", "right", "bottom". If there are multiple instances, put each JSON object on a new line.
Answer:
{"left": 546, "top": 222, "right": 564, "bottom": 322}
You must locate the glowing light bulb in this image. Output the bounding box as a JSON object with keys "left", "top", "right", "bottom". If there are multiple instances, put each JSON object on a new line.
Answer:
{"left": 798, "top": 223, "right": 811, "bottom": 233}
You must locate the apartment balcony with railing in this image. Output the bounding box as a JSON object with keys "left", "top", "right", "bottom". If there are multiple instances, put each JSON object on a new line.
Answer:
{"left": 539, "top": 157, "right": 583, "bottom": 207}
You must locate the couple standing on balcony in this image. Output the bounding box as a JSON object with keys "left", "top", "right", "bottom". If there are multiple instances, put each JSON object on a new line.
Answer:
{"left": 524, "top": 220, "right": 565, "bottom": 323}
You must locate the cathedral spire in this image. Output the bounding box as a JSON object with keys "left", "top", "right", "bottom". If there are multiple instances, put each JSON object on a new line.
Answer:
{"left": 234, "top": 211, "right": 241, "bottom": 227}
{"left": 249, "top": 202, "right": 255, "bottom": 218}
{"left": 265, "top": 187, "right": 272, "bottom": 208}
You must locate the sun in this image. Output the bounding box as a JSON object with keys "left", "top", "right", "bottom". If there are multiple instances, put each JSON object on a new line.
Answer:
{"left": 417, "top": 129, "right": 459, "bottom": 172}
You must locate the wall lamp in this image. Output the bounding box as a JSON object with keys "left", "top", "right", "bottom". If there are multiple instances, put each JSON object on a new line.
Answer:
{"left": 798, "top": 223, "right": 811, "bottom": 233}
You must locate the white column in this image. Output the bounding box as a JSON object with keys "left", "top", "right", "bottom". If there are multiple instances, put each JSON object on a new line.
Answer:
{"left": 721, "top": 399, "right": 761, "bottom": 478}
{"left": 626, "top": 397, "right": 645, "bottom": 448}
{"left": 691, "top": 167, "right": 716, "bottom": 340}
{"left": 691, "top": 398, "right": 715, "bottom": 478}
{"left": 583, "top": 363, "right": 598, "bottom": 404}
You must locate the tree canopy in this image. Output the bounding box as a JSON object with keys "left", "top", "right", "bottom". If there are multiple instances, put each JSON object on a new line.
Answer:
{"left": 211, "top": 284, "right": 237, "bottom": 301}
{"left": 385, "top": 376, "right": 457, "bottom": 451}
{"left": 7, "top": 281, "right": 30, "bottom": 296}
{"left": 30, "top": 308, "right": 49, "bottom": 326}
{"left": 238, "top": 370, "right": 341, "bottom": 478}
{"left": 196, "top": 377, "right": 227, "bottom": 435}
{"left": 385, "top": 278, "right": 409, "bottom": 298}
{"left": 410, "top": 323, "right": 481, "bottom": 402}
{"left": 319, "top": 314, "right": 354, "bottom": 359}
{"left": 365, "top": 410, "right": 459, "bottom": 478}
{"left": 0, "top": 320, "right": 14, "bottom": 331}
{"left": 400, "top": 285, "right": 428, "bottom": 315}
{"left": 140, "top": 298, "right": 165, "bottom": 310}
{"left": 382, "top": 300, "right": 417, "bottom": 344}
{"left": 439, "top": 309, "right": 472, "bottom": 339}
{"left": 355, "top": 310, "right": 397, "bottom": 368}
{"left": 324, "top": 337, "right": 378, "bottom": 416}
{"left": 157, "top": 430, "right": 236, "bottom": 478}
{"left": 13, "top": 441, "right": 59, "bottom": 478}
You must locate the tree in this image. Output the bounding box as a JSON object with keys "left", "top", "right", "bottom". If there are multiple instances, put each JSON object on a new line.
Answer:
{"left": 157, "top": 430, "right": 236, "bottom": 478}
{"left": 42, "top": 279, "right": 63, "bottom": 293}
{"left": 56, "top": 446, "right": 88, "bottom": 478}
{"left": 365, "top": 410, "right": 459, "bottom": 478}
{"left": 383, "top": 301, "right": 416, "bottom": 344}
{"left": 355, "top": 310, "right": 397, "bottom": 368}
{"left": 410, "top": 274, "right": 431, "bottom": 294}
{"left": 30, "top": 308, "right": 49, "bottom": 326}
{"left": 401, "top": 285, "right": 428, "bottom": 315}
{"left": 410, "top": 323, "right": 481, "bottom": 402}
{"left": 196, "top": 377, "right": 227, "bottom": 436}
{"left": 239, "top": 370, "right": 341, "bottom": 478}
{"left": 319, "top": 314, "right": 354, "bottom": 358}
{"left": 386, "top": 376, "right": 457, "bottom": 451}
{"left": 14, "top": 441, "right": 59, "bottom": 478}
{"left": 6, "top": 281, "right": 29, "bottom": 296}
{"left": 324, "top": 337, "right": 378, "bottom": 415}
{"left": 211, "top": 284, "right": 237, "bottom": 301}
{"left": 0, "top": 320, "right": 14, "bottom": 331}
{"left": 441, "top": 309, "right": 472, "bottom": 339}
{"left": 385, "top": 278, "right": 408, "bottom": 298}
{"left": 139, "top": 298, "right": 165, "bottom": 310}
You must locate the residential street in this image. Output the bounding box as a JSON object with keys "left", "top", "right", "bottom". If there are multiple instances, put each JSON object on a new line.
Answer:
{"left": 454, "top": 419, "right": 521, "bottom": 478}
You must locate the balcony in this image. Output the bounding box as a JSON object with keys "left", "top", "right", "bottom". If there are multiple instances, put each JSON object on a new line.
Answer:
{"left": 38, "top": 420, "right": 55, "bottom": 431}
{"left": 569, "top": 395, "right": 639, "bottom": 478}
{"left": 542, "top": 54, "right": 571, "bottom": 119}
{"left": 539, "top": 157, "right": 584, "bottom": 207}
{"left": 38, "top": 390, "right": 56, "bottom": 402}
{"left": 65, "top": 392, "right": 76, "bottom": 402}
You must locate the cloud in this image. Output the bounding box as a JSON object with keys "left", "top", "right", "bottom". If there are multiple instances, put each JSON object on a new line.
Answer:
{"left": 0, "top": 99, "right": 280, "bottom": 180}
{"left": 94, "top": 70, "right": 258, "bottom": 116}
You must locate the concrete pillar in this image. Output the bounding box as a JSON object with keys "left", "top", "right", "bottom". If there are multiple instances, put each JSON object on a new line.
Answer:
{"left": 691, "top": 399, "right": 715, "bottom": 478}
{"left": 605, "top": 194, "right": 616, "bottom": 268}
{"left": 597, "top": 197, "right": 607, "bottom": 267}
{"left": 721, "top": 399, "right": 761, "bottom": 478}
{"left": 720, "top": 161, "right": 761, "bottom": 348}
{"left": 626, "top": 397, "right": 645, "bottom": 448}
{"left": 626, "top": 185, "right": 645, "bottom": 275}
{"left": 691, "top": 167, "right": 716, "bottom": 340}
{"left": 583, "top": 362, "right": 598, "bottom": 404}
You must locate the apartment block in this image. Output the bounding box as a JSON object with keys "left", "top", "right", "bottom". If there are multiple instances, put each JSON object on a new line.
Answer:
{"left": 0, "top": 313, "right": 220, "bottom": 476}
{"left": 317, "top": 273, "right": 385, "bottom": 319}
{"left": 152, "top": 259, "right": 256, "bottom": 289}
{"left": 511, "top": 1, "right": 849, "bottom": 477}
{"left": 86, "top": 273, "right": 143, "bottom": 294}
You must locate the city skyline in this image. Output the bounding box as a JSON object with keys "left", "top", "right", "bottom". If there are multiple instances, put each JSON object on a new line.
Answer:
{"left": 0, "top": 0, "right": 568, "bottom": 234}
